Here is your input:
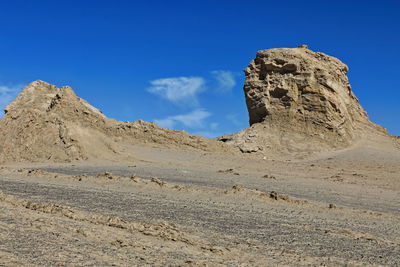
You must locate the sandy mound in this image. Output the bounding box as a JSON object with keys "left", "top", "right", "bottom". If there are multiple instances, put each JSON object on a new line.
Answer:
{"left": 0, "top": 81, "right": 231, "bottom": 163}
{"left": 220, "top": 45, "right": 394, "bottom": 156}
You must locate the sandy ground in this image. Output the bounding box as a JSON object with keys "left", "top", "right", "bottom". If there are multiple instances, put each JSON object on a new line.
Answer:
{"left": 0, "top": 142, "right": 399, "bottom": 266}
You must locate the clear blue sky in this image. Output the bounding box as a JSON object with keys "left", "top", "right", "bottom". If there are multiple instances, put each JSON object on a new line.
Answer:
{"left": 0, "top": 0, "right": 399, "bottom": 137}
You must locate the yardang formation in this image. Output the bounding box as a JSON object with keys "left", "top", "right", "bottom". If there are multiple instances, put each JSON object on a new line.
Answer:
{"left": 0, "top": 46, "right": 396, "bottom": 162}
{"left": 220, "top": 45, "right": 391, "bottom": 155}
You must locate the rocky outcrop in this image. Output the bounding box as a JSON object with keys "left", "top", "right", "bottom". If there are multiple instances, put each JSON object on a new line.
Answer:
{"left": 0, "top": 81, "right": 230, "bottom": 163}
{"left": 244, "top": 45, "right": 372, "bottom": 136}
{"left": 220, "top": 46, "right": 388, "bottom": 156}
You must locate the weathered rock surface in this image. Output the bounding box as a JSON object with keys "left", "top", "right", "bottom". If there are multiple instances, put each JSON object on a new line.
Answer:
{"left": 245, "top": 45, "right": 373, "bottom": 135}
{"left": 0, "top": 81, "right": 230, "bottom": 163}
{"left": 220, "top": 46, "right": 389, "bottom": 156}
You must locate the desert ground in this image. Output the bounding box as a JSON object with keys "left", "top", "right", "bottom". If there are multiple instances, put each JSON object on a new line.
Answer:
{"left": 1, "top": 139, "right": 399, "bottom": 266}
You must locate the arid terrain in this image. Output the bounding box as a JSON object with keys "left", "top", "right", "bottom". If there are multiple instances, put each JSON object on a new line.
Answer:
{"left": 1, "top": 46, "right": 399, "bottom": 266}
{"left": 1, "top": 140, "right": 399, "bottom": 266}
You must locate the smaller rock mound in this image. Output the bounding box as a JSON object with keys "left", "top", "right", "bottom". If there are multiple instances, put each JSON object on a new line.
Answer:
{"left": 0, "top": 81, "right": 230, "bottom": 163}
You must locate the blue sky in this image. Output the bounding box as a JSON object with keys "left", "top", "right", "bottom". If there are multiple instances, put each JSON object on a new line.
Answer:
{"left": 0, "top": 0, "right": 399, "bottom": 137}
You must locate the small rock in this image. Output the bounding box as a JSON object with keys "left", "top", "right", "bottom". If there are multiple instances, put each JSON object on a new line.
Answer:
{"left": 151, "top": 178, "right": 166, "bottom": 186}
{"left": 263, "top": 174, "right": 276, "bottom": 179}
{"left": 298, "top": 44, "right": 309, "bottom": 49}
{"left": 239, "top": 144, "right": 260, "bottom": 153}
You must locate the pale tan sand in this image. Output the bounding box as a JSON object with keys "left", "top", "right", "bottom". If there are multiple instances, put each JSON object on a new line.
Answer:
{"left": 0, "top": 140, "right": 399, "bottom": 266}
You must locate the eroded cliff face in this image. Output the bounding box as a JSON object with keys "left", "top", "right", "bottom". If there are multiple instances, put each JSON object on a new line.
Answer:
{"left": 221, "top": 46, "right": 388, "bottom": 156}
{"left": 244, "top": 45, "right": 371, "bottom": 137}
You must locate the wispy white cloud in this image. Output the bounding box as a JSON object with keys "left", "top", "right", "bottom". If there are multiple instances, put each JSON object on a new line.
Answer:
{"left": 154, "top": 117, "right": 176, "bottom": 129}
{"left": 148, "top": 71, "right": 239, "bottom": 138}
{"left": 0, "top": 85, "right": 20, "bottom": 115}
{"left": 227, "top": 113, "right": 243, "bottom": 126}
{"left": 155, "top": 109, "right": 211, "bottom": 129}
{"left": 148, "top": 77, "right": 205, "bottom": 106}
{"left": 211, "top": 70, "right": 236, "bottom": 92}
{"left": 210, "top": 122, "right": 219, "bottom": 130}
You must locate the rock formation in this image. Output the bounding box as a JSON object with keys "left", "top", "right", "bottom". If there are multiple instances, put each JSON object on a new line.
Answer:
{"left": 0, "top": 47, "right": 394, "bottom": 162}
{"left": 220, "top": 46, "right": 389, "bottom": 156}
{"left": 0, "top": 81, "right": 230, "bottom": 163}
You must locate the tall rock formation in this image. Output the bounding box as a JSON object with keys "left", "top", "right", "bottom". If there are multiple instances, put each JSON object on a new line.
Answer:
{"left": 220, "top": 46, "right": 389, "bottom": 156}
{"left": 0, "top": 81, "right": 229, "bottom": 163}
